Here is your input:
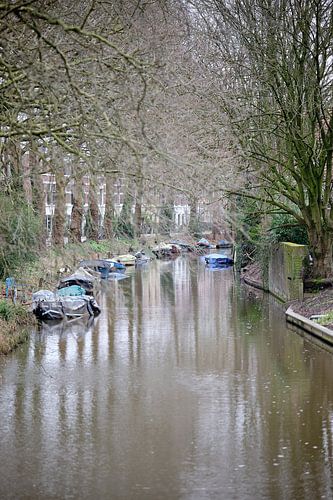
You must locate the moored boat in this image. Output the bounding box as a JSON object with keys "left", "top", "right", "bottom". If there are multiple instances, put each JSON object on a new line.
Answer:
{"left": 104, "top": 259, "right": 126, "bottom": 271}
{"left": 216, "top": 239, "right": 233, "bottom": 249}
{"left": 204, "top": 253, "right": 234, "bottom": 267}
{"left": 32, "top": 289, "right": 101, "bottom": 320}
{"left": 115, "top": 254, "right": 136, "bottom": 266}
{"left": 32, "top": 290, "right": 65, "bottom": 321}
{"left": 169, "top": 241, "right": 195, "bottom": 252}
{"left": 79, "top": 259, "right": 114, "bottom": 279}
{"left": 152, "top": 242, "right": 181, "bottom": 258}
{"left": 58, "top": 271, "right": 95, "bottom": 295}
{"left": 61, "top": 295, "right": 101, "bottom": 318}
{"left": 196, "top": 238, "right": 215, "bottom": 248}
{"left": 134, "top": 251, "right": 151, "bottom": 264}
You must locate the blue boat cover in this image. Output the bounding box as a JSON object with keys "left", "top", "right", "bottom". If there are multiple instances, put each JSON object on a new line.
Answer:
{"left": 56, "top": 285, "right": 86, "bottom": 297}
{"left": 205, "top": 253, "right": 233, "bottom": 266}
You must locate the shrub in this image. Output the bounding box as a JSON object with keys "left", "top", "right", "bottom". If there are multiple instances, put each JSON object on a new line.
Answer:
{"left": 269, "top": 213, "right": 308, "bottom": 245}
{"left": 0, "top": 299, "right": 29, "bottom": 323}
{"left": 0, "top": 193, "right": 42, "bottom": 278}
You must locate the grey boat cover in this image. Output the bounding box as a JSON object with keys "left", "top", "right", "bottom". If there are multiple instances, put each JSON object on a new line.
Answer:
{"left": 32, "top": 290, "right": 55, "bottom": 301}
{"left": 58, "top": 272, "right": 95, "bottom": 293}
{"left": 33, "top": 290, "right": 100, "bottom": 320}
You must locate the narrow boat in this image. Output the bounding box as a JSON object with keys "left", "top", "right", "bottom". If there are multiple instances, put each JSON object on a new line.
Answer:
{"left": 204, "top": 253, "right": 234, "bottom": 267}
{"left": 56, "top": 285, "right": 86, "bottom": 296}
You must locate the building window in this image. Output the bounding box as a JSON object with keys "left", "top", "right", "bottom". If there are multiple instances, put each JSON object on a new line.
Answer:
{"left": 65, "top": 192, "right": 74, "bottom": 205}
{"left": 46, "top": 182, "right": 56, "bottom": 205}
{"left": 100, "top": 186, "right": 104, "bottom": 206}
{"left": 45, "top": 215, "right": 52, "bottom": 234}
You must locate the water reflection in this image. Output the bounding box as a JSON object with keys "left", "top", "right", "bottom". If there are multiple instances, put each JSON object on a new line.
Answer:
{"left": 1, "top": 257, "right": 333, "bottom": 499}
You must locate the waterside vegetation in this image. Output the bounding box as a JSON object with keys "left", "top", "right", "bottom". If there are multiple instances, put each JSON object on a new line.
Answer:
{"left": 0, "top": 300, "right": 32, "bottom": 355}
{"left": 0, "top": 237, "right": 140, "bottom": 354}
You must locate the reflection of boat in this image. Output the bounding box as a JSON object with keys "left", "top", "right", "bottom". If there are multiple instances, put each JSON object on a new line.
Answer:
{"left": 37, "top": 314, "right": 95, "bottom": 337}
{"left": 216, "top": 239, "right": 233, "bottom": 249}
{"left": 205, "top": 253, "right": 234, "bottom": 267}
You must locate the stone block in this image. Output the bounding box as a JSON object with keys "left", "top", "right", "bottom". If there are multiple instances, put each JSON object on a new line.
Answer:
{"left": 268, "top": 242, "right": 308, "bottom": 301}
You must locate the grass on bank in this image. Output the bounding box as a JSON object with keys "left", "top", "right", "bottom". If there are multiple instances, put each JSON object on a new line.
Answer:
{"left": 14, "top": 237, "right": 141, "bottom": 291}
{"left": 0, "top": 300, "right": 33, "bottom": 355}
{"left": 315, "top": 311, "right": 333, "bottom": 327}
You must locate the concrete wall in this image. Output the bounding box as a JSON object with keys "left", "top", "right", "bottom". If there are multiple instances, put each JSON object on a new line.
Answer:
{"left": 268, "top": 242, "right": 308, "bottom": 301}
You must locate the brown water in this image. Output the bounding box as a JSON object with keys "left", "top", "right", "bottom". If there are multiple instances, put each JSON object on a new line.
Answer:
{"left": 1, "top": 257, "right": 333, "bottom": 499}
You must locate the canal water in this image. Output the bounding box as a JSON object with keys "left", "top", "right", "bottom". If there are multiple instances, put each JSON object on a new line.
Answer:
{"left": 1, "top": 257, "right": 333, "bottom": 499}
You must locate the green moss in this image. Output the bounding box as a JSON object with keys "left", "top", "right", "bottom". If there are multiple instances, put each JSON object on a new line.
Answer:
{"left": 281, "top": 242, "right": 307, "bottom": 248}
{"left": 316, "top": 311, "right": 333, "bottom": 326}
{"left": 310, "top": 278, "right": 326, "bottom": 284}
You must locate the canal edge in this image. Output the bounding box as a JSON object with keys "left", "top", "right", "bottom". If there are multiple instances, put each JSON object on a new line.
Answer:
{"left": 242, "top": 273, "right": 333, "bottom": 347}
{"left": 286, "top": 307, "right": 333, "bottom": 346}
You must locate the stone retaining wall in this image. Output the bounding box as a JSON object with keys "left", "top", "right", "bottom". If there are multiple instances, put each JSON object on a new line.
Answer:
{"left": 268, "top": 242, "right": 308, "bottom": 302}
{"left": 286, "top": 307, "right": 333, "bottom": 346}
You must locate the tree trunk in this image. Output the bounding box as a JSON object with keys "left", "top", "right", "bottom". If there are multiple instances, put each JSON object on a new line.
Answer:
{"left": 22, "top": 151, "right": 32, "bottom": 205}
{"left": 104, "top": 174, "right": 114, "bottom": 239}
{"left": 53, "top": 172, "right": 66, "bottom": 246}
{"left": 31, "top": 154, "right": 44, "bottom": 214}
{"left": 70, "top": 173, "right": 83, "bottom": 243}
{"left": 308, "top": 227, "right": 333, "bottom": 278}
{"left": 134, "top": 177, "right": 143, "bottom": 238}
{"left": 86, "top": 179, "right": 99, "bottom": 241}
{"left": 30, "top": 151, "right": 47, "bottom": 245}
{"left": 188, "top": 198, "right": 198, "bottom": 235}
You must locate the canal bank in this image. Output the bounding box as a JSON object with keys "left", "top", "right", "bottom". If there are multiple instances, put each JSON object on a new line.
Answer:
{"left": 0, "top": 237, "right": 141, "bottom": 355}
{"left": 242, "top": 258, "right": 333, "bottom": 346}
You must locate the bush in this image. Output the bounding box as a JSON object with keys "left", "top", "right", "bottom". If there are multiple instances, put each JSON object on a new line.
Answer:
{"left": 0, "top": 299, "right": 29, "bottom": 323}
{"left": 86, "top": 239, "right": 111, "bottom": 254}
{"left": 0, "top": 193, "right": 42, "bottom": 278}
{"left": 269, "top": 213, "right": 308, "bottom": 245}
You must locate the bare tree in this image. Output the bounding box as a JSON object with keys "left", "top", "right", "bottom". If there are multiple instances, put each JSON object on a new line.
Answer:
{"left": 186, "top": 0, "right": 333, "bottom": 277}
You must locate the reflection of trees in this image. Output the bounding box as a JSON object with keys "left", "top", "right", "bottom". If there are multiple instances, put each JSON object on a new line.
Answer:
{"left": 189, "top": 258, "right": 200, "bottom": 371}
{"left": 160, "top": 268, "right": 175, "bottom": 306}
